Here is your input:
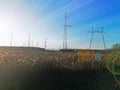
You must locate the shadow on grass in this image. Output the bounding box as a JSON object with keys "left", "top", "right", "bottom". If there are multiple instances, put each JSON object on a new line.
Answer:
{"left": 0, "top": 64, "right": 119, "bottom": 90}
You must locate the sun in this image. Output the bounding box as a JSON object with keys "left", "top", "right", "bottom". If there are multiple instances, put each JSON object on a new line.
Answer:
{"left": 0, "top": 12, "right": 20, "bottom": 46}
{"left": 0, "top": 14, "right": 15, "bottom": 33}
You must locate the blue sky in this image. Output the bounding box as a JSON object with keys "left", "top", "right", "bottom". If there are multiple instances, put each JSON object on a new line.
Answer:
{"left": 0, "top": 0, "right": 120, "bottom": 49}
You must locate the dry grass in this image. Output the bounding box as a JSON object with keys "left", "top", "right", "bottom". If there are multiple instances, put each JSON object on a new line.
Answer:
{"left": 0, "top": 49, "right": 108, "bottom": 70}
{"left": 0, "top": 48, "right": 118, "bottom": 90}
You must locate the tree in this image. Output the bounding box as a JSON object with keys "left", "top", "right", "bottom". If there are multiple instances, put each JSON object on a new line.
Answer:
{"left": 111, "top": 43, "right": 120, "bottom": 49}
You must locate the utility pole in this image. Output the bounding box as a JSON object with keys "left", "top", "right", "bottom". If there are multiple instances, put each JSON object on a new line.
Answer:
{"left": 44, "top": 38, "right": 47, "bottom": 50}
{"left": 89, "top": 27, "right": 106, "bottom": 51}
{"left": 63, "top": 12, "right": 71, "bottom": 50}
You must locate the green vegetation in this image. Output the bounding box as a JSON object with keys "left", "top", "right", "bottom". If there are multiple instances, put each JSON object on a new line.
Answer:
{"left": 111, "top": 43, "right": 120, "bottom": 50}
{"left": 106, "top": 51, "right": 120, "bottom": 75}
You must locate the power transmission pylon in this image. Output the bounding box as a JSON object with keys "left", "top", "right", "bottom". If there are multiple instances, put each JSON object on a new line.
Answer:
{"left": 10, "top": 33, "right": 13, "bottom": 46}
{"left": 23, "top": 42, "right": 26, "bottom": 47}
{"left": 36, "top": 40, "right": 39, "bottom": 47}
{"left": 89, "top": 27, "right": 106, "bottom": 52}
{"left": 28, "top": 34, "right": 31, "bottom": 47}
{"left": 101, "top": 27, "right": 106, "bottom": 50}
{"left": 44, "top": 38, "right": 47, "bottom": 50}
{"left": 63, "top": 12, "right": 71, "bottom": 50}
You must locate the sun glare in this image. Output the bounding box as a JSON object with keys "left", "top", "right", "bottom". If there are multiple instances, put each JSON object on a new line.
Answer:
{"left": 0, "top": 14, "right": 16, "bottom": 33}
{"left": 0, "top": 12, "right": 20, "bottom": 46}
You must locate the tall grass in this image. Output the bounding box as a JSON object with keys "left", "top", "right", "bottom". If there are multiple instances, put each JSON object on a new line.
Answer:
{"left": 0, "top": 49, "right": 108, "bottom": 70}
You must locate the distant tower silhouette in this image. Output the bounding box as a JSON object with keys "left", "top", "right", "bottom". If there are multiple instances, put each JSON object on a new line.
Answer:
{"left": 63, "top": 12, "right": 71, "bottom": 50}
{"left": 23, "top": 42, "right": 26, "bottom": 47}
{"left": 31, "top": 40, "right": 33, "bottom": 47}
{"left": 36, "top": 40, "right": 39, "bottom": 47}
{"left": 28, "top": 34, "right": 31, "bottom": 47}
{"left": 10, "top": 33, "right": 13, "bottom": 46}
{"left": 89, "top": 27, "right": 106, "bottom": 51}
{"left": 44, "top": 38, "right": 47, "bottom": 50}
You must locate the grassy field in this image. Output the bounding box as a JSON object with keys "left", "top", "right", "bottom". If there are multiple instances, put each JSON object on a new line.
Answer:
{"left": 0, "top": 48, "right": 119, "bottom": 90}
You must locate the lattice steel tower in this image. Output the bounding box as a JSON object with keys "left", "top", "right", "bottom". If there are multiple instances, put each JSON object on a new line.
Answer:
{"left": 89, "top": 27, "right": 106, "bottom": 51}
{"left": 28, "top": 34, "right": 31, "bottom": 47}
{"left": 63, "top": 12, "right": 71, "bottom": 50}
{"left": 44, "top": 38, "right": 47, "bottom": 50}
